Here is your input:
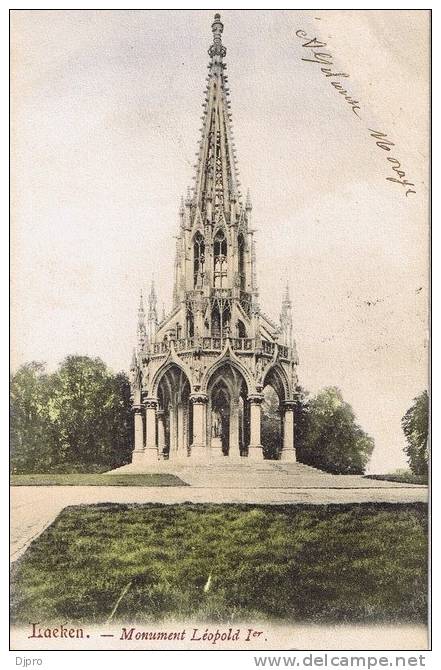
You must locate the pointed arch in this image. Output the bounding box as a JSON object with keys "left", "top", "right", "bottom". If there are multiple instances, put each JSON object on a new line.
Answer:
{"left": 187, "top": 307, "right": 195, "bottom": 338}
{"left": 262, "top": 363, "right": 290, "bottom": 402}
{"left": 152, "top": 359, "right": 193, "bottom": 397}
{"left": 213, "top": 228, "right": 228, "bottom": 288}
{"left": 193, "top": 230, "right": 205, "bottom": 288}
{"left": 237, "top": 319, "right": 247, "bottom": 338}
{"left": 203, "top": 355, "right": 253, "bottom": 395}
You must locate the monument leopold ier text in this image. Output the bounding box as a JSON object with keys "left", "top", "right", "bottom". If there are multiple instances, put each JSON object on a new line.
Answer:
{"left": 129, "top": 14, "right": 299, "bottom": 464}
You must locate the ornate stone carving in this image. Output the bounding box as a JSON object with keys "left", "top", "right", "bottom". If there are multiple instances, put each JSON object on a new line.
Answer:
{"left": 190, "top": 393, "right": 208, "bottom": 405}
{"left": 255, "top": 357, "right": 266, "bottom": 383}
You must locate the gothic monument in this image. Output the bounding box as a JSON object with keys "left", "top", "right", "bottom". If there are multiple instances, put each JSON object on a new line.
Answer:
{"left": 129, "top": 14, "right": 299, "bottom": 464}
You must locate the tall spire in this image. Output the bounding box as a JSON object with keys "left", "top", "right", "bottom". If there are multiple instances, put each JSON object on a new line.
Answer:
{"left": 280, "top": 280, "right": 293, "bottom": 348}
{"left": 192, "top": 13, "right": 241, "bottom": 218}
{"left": 137, "top": 289, "right": 147, "bottom": 349}
{"left": 147, "top": 279, "right": 158, "bottom": 343}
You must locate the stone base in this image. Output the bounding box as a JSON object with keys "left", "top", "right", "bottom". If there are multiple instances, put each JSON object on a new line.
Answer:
{"left": 131, "top": 451, "right": 145, "bottom": 465}
{"left": 228, "top": 452, "right": 243, "bottom": 462}
{"left": 171, "top": 450, "right": 189, "bottom": 462}
{"left": 247, "top": 445, "right": 264, "bottom": 460}
{"left": 279, "top": 449, "right": 297, "bottom": 463}
{"left": 189, "top": 445, "right": 209, "bottom": 461}
{"left": 131, "top": 449, "right": 159, "bottom": 464}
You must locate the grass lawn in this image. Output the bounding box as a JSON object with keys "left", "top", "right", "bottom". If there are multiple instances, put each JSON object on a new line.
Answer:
{"left": 10, "top": 503, "right": 427, "bottom": 625}
{"left": 10, "top": 474, "right": 187, "bottom": 487}
{"left": 365, "top": 474, "right": 428, "bottom": 485}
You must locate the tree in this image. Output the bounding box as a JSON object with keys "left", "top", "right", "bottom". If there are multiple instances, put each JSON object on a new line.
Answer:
{"left": 402, "top": 391, "right": 429, "bottom": 476}
{"left": 10, "top": 362, "right": 53, "bottom": 472}
{"left": 10, "top": 356, "right": 133, "bottom": 473}
{"left": 296, "top": 387, "right": 374, "bottom": 474}
{"left": 48, "top": 356, "right": 133, "bottom": 469}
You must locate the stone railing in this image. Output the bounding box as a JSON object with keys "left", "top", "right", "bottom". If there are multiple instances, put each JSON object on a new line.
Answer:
{"left": 261, "top": 340, "right": 275, "bottom": 355}
{"left": 230, "top": 337, "right": 254, "bottom": 351}
{"left": 211, "top": 288, "right": 232, "bottom": 299}
{"left": 149, "top": 337, "right": 290, "bottom": 359}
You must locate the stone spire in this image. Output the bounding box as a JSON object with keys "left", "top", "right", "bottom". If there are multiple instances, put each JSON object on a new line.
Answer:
{"left": 137, "top": 289, "right": 147, "bottom": 349}
{"left": 131, "top": 347, "right": 137, "bottom": 370}
{"left": 246, "top": 189, "right": 252, "bottom": 212}
{"left": 280, "top": 280, "right": 293, "bottom": 348}
{"left": 147, "top": 279, "right": 158, "bottom": 343}
{"left": 192, "top": 13, "right": 241, "bottom": 219}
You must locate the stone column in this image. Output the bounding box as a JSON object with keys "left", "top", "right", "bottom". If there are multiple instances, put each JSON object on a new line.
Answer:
{"left": 247, "top": 394, "right": 263, "bottom": 460}
{"left": 144, "top": 398, "right": 158, "bottom": 461}
{"left": 157, "top": 408, "right": 166, "bottom": 460}
{"left": 280, "top": 400, "right": 296, "bottom": 462}
{"left": 176, "top": 402, "right": 186, "bottom": 459}
{"left": 169, "top": 403, "right": 177, "bottom": 459}
{"left": 190, "top": 393, "right": 208, "bottom": 460}
{"left": 229, "top": 398, "right": 241, "bottom": 460}
{"left": 131, "top": 404, "right": 145, "bottom": 465}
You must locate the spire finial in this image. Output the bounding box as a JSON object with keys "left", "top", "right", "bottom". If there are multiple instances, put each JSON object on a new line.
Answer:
{"left": 138, "top": 289, "right": 145, "bottom": 320}
{"left": 209, "top": 13, "right": 226, "bottom": 59}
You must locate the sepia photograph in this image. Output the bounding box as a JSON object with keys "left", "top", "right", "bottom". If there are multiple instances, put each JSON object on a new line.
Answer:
{"left": 10, "top": 9, "right": 430, "bottom": 652}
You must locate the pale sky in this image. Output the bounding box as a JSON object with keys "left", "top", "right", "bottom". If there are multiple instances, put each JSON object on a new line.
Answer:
{"left": 11, "top": 9, "right": 429, "bottom": 473}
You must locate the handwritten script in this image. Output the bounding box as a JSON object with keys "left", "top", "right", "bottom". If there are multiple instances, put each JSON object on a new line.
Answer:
{"left": 296, "top": 30, "right": 416, "bottom": 197}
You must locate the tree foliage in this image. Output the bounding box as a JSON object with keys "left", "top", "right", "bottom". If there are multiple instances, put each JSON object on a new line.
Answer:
{"left": 296, "top": 387, "right": 374, "bottom": 474}
{"left": 261, "top": 385, "right": 281, "bottom": 460}
{"left": 10, "top": 356, "right": 133, "bottom": 473}
{"left": 401, "top": 391, "right": 429, "bottom": 476}
{"left": 260, "top": 383, "right": 373, "bottom": 473}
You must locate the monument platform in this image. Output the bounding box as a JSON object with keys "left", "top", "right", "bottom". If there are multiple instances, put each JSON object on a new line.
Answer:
{"left": 106, "top": 460, "right": 426, "bottom": 490}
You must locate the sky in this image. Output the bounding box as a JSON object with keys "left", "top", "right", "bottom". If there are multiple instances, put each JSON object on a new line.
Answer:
{"left": 11, "top": 9, "right": 429, "bottom": 473}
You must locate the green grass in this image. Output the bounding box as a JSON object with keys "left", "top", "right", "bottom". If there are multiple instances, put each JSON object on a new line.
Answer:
{"left": 10, "top": 474, "right": 187, "bottom": 487}
{"left": 10, "top": 503, "right": 427, "bottom": 625}
{"left": 366, "top": 473, "right": 428, "bottom": 485}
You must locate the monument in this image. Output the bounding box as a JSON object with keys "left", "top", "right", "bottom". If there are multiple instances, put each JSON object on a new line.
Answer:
{"left": 129, "top": 14, "right": 299, "bottom": 463}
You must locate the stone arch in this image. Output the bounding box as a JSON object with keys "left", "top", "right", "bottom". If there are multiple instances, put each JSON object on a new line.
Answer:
{"left": 154, "top": 362, "right": 192, "bottom": 460}
{"left": 206, "top": 360, "right": 250, "bottom": 458}
{"left": 202, "top": 355, "right": 253, "bottom": 395}
{"left": 262, "top": 363, "right": 290, "bottom": 402}
{"left": 260, "top": 364, "right": 289, "bottom": 461}
{"left": 152, "top": 359, "right": 193, "bottom": 397}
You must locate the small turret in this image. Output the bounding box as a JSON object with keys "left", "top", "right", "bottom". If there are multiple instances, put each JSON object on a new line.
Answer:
{"left": 245, "top": 189, "right": 253, "bottom": 212}
{"left": 130, "top": 347, "right": 137, "bottom": 371}
{"left": 137, "top": 289, "right": 147, "bottom": 349}
{"left": 147, "top": 279, "right": 158, "bottom": 343}
{"left": 280, "top": 281, "right": 293, "bottom": 348}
